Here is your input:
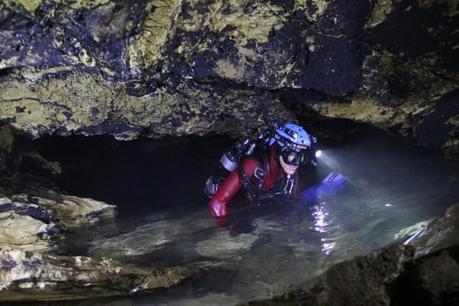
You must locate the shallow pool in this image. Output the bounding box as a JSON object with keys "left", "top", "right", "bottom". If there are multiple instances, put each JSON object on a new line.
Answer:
{"left": 30, "top": 127, "right": 459, "bottom": 306}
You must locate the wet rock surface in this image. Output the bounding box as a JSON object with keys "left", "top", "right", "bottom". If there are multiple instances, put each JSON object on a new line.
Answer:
{"left": 0, "top": 248, "right": 191, "bottom": 302}
{"left": 0, "top": 135, "right": 116, "bottom": 240}
{"left": 0, "top": 191, "right": 191, "bottom": 301}
{"left": 0, "top": 0, "right": 456, "bottom": 149}
{"left": 246, "top": 203, "right": 459, "bottom": 306}
{"left": 0, "top": 193, "right": 191, "bottom": 302}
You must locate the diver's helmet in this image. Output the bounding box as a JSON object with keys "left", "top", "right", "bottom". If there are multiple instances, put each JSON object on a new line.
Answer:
{"left": 273, "top": 122, "right": 314, "bottom": 166}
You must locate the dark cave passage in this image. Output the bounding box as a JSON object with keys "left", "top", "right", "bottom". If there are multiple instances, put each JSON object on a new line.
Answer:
{"left": 33, "top": 135, "right": 233, "bottom": 218}
{"left": 31, "top": 120, "right": 459, "bottom": 224}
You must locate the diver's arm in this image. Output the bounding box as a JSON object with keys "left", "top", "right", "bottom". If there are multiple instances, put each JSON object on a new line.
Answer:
{"left": 208, "top": 158, "right": 258, "bottom": 219}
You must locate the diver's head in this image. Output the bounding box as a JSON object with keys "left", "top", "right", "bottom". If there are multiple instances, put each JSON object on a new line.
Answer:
{"left": 279, "top": 148, "right": 304, "bottom": 175}
{"left": 274, "top": 122, "right": 312, "bottom": 175}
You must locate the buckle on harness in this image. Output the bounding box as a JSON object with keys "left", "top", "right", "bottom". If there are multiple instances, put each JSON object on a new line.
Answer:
{"left": 254, "top": 167, "right": 264, "bottom": 180}
{"left": 283, "top": 175, "right": 295, "bottom": 196}
{"left": 239, "top": 166, "right": 264, "bottom": 199}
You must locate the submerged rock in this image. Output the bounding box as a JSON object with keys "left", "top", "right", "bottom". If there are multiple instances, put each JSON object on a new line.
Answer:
{"left": 195, "top": 231, "right": 259, "bottom": 259}
{"left": 246, "top": 203, "right": 459, "bottom": 306}
{"left": 0, "top": 248, "right": 191, "bottom": 301}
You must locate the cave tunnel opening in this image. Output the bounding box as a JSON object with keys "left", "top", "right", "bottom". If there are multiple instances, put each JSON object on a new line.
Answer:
{"left": 24, "top": 119, "right": 458, "bottom": 230}
{"left": 15, "top": 116, "right": 457, "bottom": 245}
{"left": 32, "top": 134, "right": 233, "bottom": 219}
{"left": 27, "top": 118, "right": 459, "bottom": 224}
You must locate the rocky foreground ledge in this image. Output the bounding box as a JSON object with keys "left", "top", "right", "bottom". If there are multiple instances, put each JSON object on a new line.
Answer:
{"left": 0, "top": 249, "right": 190, "bottom": 301}
{"left": 0, "top": 181, "right": 191, "bottom": 301}
{"left": 246, "top": 203, "right": 459, "bottom": 306}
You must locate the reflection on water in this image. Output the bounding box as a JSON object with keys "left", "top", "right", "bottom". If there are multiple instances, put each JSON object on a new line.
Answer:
{"left": 32, "top": 130, "right": 459, "bottom": 306}
{"left": 311, "top": 202, "right": 336, "bottom": 255}
{"left": 310, "top": 202, "right": 336, "bottom": 254}
{"left": 321, "top": 240, "right": 336, "bottom": 255}
{"left": 312, "top": 202, "right": 330, "bottom": 233}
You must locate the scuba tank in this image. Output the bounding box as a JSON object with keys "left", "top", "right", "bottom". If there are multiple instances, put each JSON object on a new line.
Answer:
{"left": 220, "top": 138, "right": 256, "bottom": 172}
{"left": 217, "top": 125, "right": 278, "bottom": 174}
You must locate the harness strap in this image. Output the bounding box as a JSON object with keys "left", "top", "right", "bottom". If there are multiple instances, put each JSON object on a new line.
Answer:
{"left": 239, "top": 146, "right": 266, "bottom": 199}
{"left": 239, "top": 165, "right": 264, "bottom": 198}
{"left": 239, "top": 146, "right": 297, "bottom": 201}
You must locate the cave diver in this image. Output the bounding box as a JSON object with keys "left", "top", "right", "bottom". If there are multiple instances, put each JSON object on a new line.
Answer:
{"left": 204, "top": 122, "right": 319, "bottom": 220}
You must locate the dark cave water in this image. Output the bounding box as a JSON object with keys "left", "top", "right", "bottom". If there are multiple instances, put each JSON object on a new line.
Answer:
{"left": 28, "top": 128, "right": 459, "bottom": 306}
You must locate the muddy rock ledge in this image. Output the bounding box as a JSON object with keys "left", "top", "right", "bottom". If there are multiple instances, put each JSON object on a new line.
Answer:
{"left": 246, "top": 203, "right": 459, "bottom": 306}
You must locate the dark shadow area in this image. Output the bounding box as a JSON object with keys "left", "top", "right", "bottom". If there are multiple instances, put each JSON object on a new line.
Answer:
{"left": 389, "top": 246, "right": 459, "bottom": 306}
{"left": 33, "top": 135, "right": 233, "bottom": 218}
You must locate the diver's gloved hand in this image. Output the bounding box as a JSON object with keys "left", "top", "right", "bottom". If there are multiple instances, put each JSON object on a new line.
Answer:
{"left": 209, "top": 200, "right": 228, "bottom": 219}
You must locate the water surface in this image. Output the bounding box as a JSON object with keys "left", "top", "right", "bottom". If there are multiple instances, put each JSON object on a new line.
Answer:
{"left": 32, "top": 129, "right": 459, "bottom": 305}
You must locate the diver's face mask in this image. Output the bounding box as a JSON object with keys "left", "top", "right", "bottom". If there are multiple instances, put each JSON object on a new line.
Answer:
{"left": 280, "top": 148, "right": 307, "bottom": 167}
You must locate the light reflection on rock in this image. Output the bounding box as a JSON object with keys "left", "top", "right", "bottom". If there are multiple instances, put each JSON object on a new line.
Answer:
{"left": 0, "top": 212, "right": 52, "bottom": 251}
{"left": 0, "top": 248, "right": 191, "bottom": 301}
{"left": 394, "top": 220, "right": 431, "bottom": 241}
{"left": 195, "top": 231, "right": 258, "bottom": 259}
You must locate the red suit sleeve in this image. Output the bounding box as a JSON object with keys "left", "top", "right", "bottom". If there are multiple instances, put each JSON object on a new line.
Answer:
{"left": 209, "top": 158, "right": 259, "bottom": 219}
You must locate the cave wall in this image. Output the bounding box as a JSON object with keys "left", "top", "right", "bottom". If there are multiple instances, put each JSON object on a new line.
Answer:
{"left": 0, "top": 0, "right": 457, "bottom": 149}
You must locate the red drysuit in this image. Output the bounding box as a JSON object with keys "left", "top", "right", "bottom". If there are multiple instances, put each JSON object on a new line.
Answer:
{"left": 209, "top": 145, "right": 286, "bottom": 218}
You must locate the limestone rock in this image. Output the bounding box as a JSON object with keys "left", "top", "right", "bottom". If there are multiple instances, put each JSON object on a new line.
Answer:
{"left": 0, "top": 75, "right": 294, "bottom": 139}
{"left": 302, "top": 51, "right": 459, "bottom": 149}
{"left": 0, "top": 211, "right": 52, "bottom": 251}
{"left": 0, "top": 125, "right": 21, "bottom": 174}
{"left": 0, "top": 248, "right": 191, "bottom": 301}
{"left": 0, "top": 190, "right": 116, "bottom": 253}
{"left": 410, "top": 203, "right": 459, "bottom": 258}
{"left": 390, "top": 249, "right": 459, "bottom": 306}
{"left": 0, "top": 193, "right": 116, "bottom": 230}
{"left": 0, "top": 1, "right": 457, "bottom": 149}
